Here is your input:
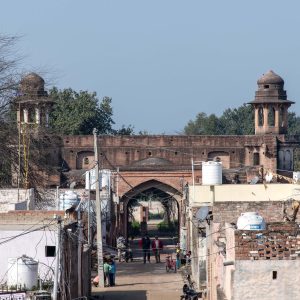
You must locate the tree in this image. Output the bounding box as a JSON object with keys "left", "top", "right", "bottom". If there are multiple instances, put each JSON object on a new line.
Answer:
{"left": 288, "top": 112, "right": 300, "bottom": 135}
{"left": 184, "top": 112, "right": 224, "bottom": 135}
{"left": 0, "top": 35, "right": 22, "bottom": 121}
{"left": 184, "top": 104, "right": 255, "bottom": 135}
{"left": 219, "top": 104, "right": 254, "bottom": 135}
{"left": 0, "top": 34, "right": 21, "bottom": 186}
{"left": 49, "top": 89, "right": 134, "bottom": 135}
{"left": 49, "top": 89, "right": 114, "bottom": 135}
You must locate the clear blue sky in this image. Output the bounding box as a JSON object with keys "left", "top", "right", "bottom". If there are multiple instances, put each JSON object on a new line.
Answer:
{"left": 2, "top": 0, "right": 300, "bottom": 134}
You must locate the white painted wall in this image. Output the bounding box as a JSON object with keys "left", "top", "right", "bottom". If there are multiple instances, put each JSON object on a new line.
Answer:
{"left": 0, "top": 189, "right": 34, "bottom": 212}
{"left": 0, "top": 229, "right": 57, "bottom": 284}
{"left": 233, "top": 260, "right": 300, "bottom": 300}
{"left": 190, "top": 184, "right": 300, "bottom": 205}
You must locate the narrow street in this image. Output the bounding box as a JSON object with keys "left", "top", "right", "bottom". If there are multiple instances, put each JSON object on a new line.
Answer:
{"left": 92, "top": 253, "right": 183, "bottom": 300}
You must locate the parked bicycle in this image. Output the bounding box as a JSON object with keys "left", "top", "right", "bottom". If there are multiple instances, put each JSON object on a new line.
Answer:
{"left": 165, "top": 255, "right": 177, "bottom": 273}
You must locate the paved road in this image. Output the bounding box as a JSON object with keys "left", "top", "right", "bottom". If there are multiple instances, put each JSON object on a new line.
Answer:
{"left": 92, "top": 254, "right": 183, "bottom": 300}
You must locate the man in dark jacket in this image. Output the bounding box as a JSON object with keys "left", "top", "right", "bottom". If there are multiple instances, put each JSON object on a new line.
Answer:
{"left": 141, "top": 234, "right": 151, "bottom": 263}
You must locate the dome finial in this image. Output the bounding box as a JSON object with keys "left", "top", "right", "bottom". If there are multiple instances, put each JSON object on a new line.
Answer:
{"left": 257, "top": 70, "right": 284, "bottom": 85}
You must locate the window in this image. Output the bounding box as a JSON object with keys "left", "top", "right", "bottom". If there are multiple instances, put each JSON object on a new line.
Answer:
{"left": 253, "top": 153, "right": 260, "bottom": 166}
{"left": 272, "top": 271, "right": 277, "bottom": 280}
{"left": 264, "top": 85, "right": 269, "bottom": 89}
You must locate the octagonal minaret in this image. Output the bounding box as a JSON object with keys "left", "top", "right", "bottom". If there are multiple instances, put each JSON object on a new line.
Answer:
{"left": 249, "top": 70, "right": 294, "bottom": 135}
{"left": 15, "top": 73, "right": 54, "bottom": 132}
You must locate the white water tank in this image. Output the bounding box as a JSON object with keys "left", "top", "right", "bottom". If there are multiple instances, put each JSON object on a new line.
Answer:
{"left": 7, "top": 256, "right": 38, "bottom": 289}
{"left": 237, "top": 212, "right": 266, "bottom": 230}
{"left": 85, "top": 169, "right": 111, "bottom": 190}
{"left": 202, "top": 161, "right": 222, "bottom": 185}
{"left": 59, "top": 190, "right": 79, "bottom": 210}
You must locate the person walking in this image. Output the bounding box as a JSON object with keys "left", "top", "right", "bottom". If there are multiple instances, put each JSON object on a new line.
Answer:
{"left": 140, "top": 234, "right": 151, "bottom": 263}
{"left": 152, "top": 236, "right": 163, "bottom": 263}
{"left": 116, "top": 234, "right": 126, "bottom": 262}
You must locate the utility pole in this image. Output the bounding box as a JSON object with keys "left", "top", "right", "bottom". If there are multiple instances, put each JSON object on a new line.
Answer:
{"left": 93, "top": 128, "right": 105, "bottom": 288}
{"left": 53, "top": 215, "right": 62, "bottom": 300}
{"left": 87, "top": 171, "right": 91, "bottom": 246}
{"left": 78, "top": 208, "right": 83, "bottom": 297}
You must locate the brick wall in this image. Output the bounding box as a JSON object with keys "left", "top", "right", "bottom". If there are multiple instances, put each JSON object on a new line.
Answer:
{"left": 213, "top": 201, "right": 298, "bottom": 224}
{"left": 235, "top": 222, "right": 300, "bottom": 260}
{"left": 0, "top": 210, "right": 65, "bottom": 225}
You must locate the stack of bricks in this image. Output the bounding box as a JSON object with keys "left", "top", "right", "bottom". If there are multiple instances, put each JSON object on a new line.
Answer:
{"left": 234, "top": 222, "right": 300, "bottom": 260}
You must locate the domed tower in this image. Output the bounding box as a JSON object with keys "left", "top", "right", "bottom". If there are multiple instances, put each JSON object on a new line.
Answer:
{"left": 249, "top": 70, "right": 294, "bottom": 135}
{"left": 15, "top": 73, "right": 54, "bottom": 131}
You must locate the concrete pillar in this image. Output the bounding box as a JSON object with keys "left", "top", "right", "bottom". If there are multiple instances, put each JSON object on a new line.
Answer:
{"left": 283, "top": 107, "right": 288, "bottom": 128}
{"left": 23, "top": 108, "right": 28, "bottom": 123}
{"left": 275, "top": 106, "right": 279, "bottom": 128}
{"left": 254, "top": 107, "right": 259, "bottom": 134}
{"left": 263, "top": 106, "right": 269, "bottom": 131}
{"left": 17, "top": 109, "right": 21, "bottom": 128}
{"left": 35, "top": 107, "right": 41, "bottom": 124}
{"left": 45, "top": 108, "right": 49, "bottom": 127}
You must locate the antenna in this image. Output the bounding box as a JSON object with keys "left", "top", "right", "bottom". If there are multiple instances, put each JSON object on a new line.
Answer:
{"left": 195, "top": 207, "right": 209, "bottom": 222}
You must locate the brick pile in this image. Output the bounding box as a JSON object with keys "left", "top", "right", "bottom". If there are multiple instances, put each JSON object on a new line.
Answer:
{"left": 234, "top": 222, "right": 300, "bottom": 260}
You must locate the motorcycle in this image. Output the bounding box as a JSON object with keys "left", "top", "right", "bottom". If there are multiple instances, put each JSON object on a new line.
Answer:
{"left": 124, "top": 247, "right": 133, "bottom": 262}
{"left": 180, "top": 283, "right": 202, "bottom": 300}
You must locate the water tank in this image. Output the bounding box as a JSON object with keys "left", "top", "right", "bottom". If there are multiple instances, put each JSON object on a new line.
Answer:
{"left": 85, "top": 169, "right": 111, "bottom": 190}
{"left": 100, "top": 169, "right": 111, "bottom": 189}
{"left": 7, "top": 256, "right": 38, "bottom": 289}
{"left": 59, "top": 190, "right": 79, "bottom": 210}
{"left": 237, "top": 212, "right": 266, "bottom": 230}
{"left": 202, "top": 161, "right": 222, "bottom": 185}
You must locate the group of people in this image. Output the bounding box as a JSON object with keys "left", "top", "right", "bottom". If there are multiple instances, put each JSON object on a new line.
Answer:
{"left": 92, "top": 235, "right": 192, "bottom": 288}
{"left": 140, "top": 234, "right": 163, "bottom": 263}
{"left": 92, "top": 256, "right": 116, "bottom": 287}
{"left": 175, "top": 244, "right": 191, "bottom": 269}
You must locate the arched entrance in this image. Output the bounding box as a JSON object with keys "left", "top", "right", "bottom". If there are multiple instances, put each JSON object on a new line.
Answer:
{"left": 119, "top": 180, "right": 182, "bottom": 239}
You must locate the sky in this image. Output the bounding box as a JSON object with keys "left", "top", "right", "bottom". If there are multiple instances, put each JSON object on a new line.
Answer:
{"left": 1, "top": 0, "right": 300, "bottom": 134}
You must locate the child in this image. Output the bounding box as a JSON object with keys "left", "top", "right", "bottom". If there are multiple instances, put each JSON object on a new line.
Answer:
{"left": 103, "top": 259, "right": 111, "bottom": 287}
{"left": 176, "top": 246, "right": 181, "bottom": 269}
{"left": 109, "top": 258, "right": 116, "bottom": 286}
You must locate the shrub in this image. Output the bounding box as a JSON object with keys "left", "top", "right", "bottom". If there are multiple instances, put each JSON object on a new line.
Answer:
{"left": 128, "top": 221, "right": 140, "bottom": 236}
{"left": 157, "top": 221, "right": 179, "bottom": 234}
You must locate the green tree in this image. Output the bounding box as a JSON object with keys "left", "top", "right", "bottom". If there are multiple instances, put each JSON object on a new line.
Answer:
{"left": 184, "top": 104, "right": 255, "bottom": 135}
{"left": 49, "top": 89, "right": 115, "bottom": 135}
{"left": 220, "top": 104, "right": 254, "bottom": 135}
{"left": 184, "top": 112, "right": 224, "bottom": 135}
{"left": 288, "top": 112, "right": 300, "bottom": 135}
{"left": 50, "top": 89, "right": 134, "bottom": 135}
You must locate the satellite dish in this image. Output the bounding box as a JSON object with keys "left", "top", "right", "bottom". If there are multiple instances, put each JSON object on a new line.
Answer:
{"left": 250, "top": 176, "right": 259, "bottom": 185}
{"left": 265, "top": 172, "right": 273, "bottom": 183}
{"left": 195, "top": 206, "right": 209, "bottom": 221}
